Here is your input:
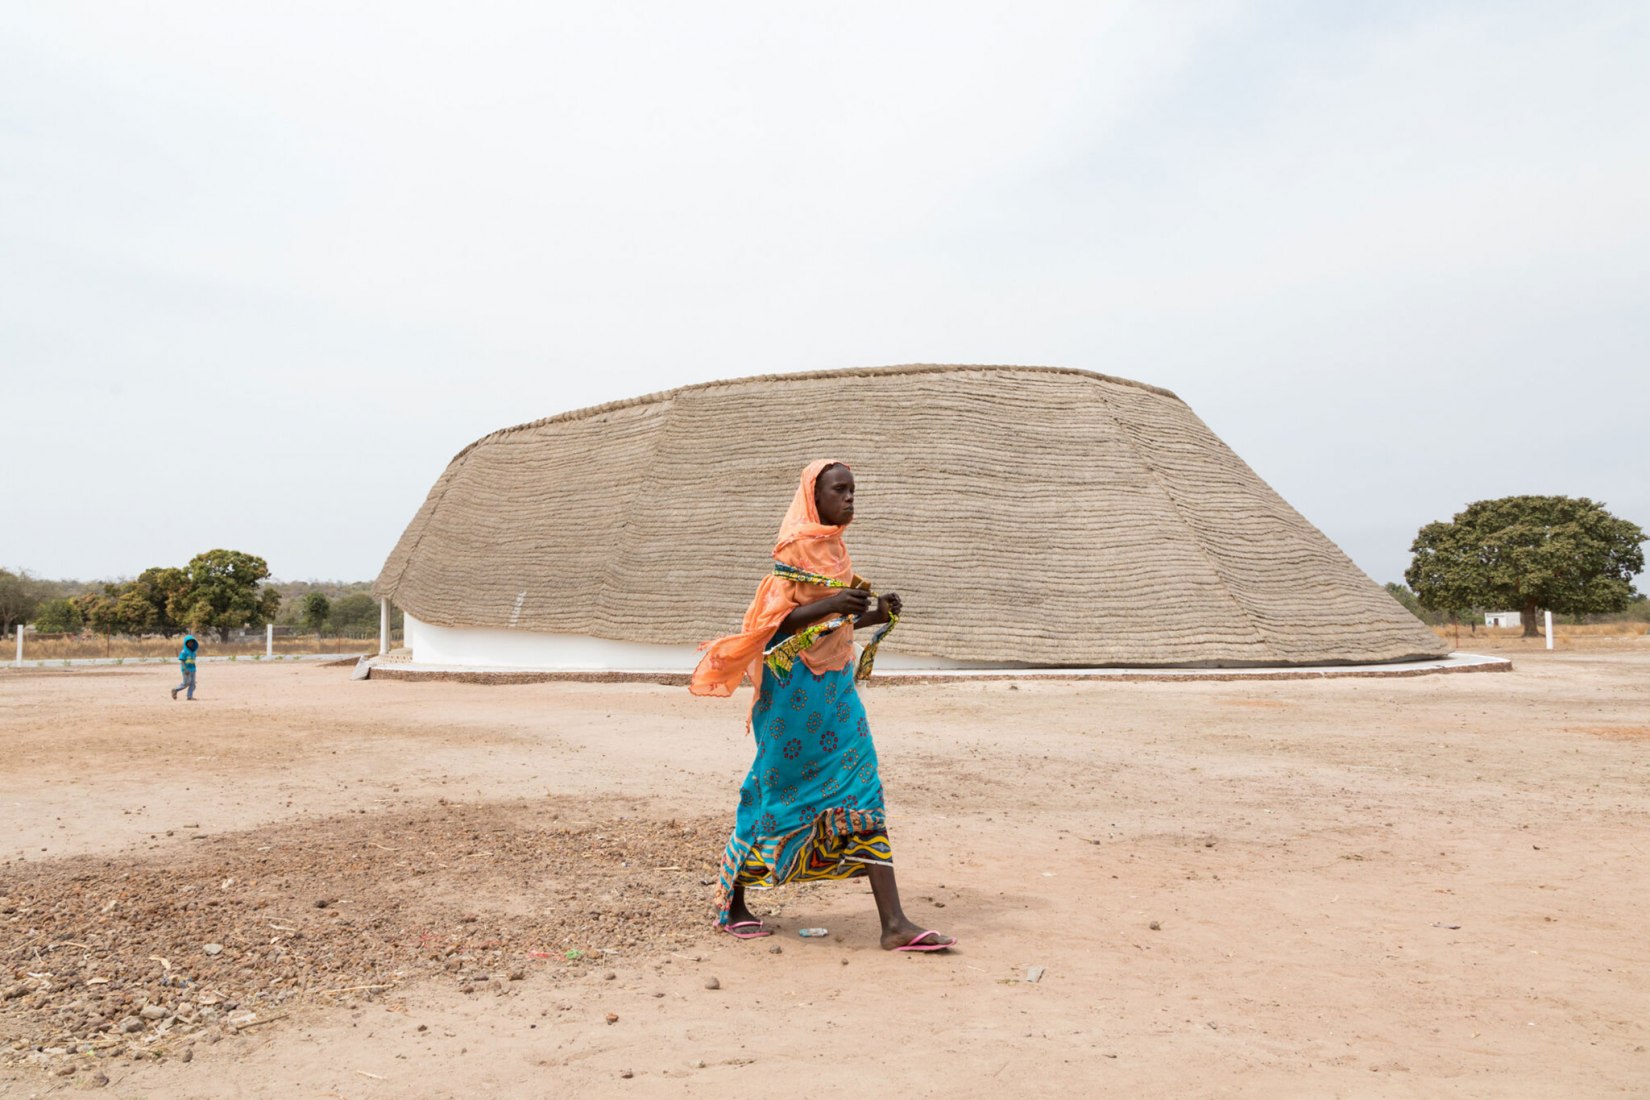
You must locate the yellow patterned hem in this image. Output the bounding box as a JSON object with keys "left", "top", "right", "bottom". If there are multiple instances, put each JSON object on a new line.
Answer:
{"left": 735, "top": 830, "right": 892, "bottom": 888}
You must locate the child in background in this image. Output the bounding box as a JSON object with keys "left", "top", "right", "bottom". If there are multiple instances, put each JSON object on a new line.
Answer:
{"left": 171, "top": 634, "right": 199, "bottom": 700}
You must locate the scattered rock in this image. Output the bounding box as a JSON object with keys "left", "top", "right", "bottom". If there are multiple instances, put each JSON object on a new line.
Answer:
{"left": 508, "top": 969, "right": 527, "bottom": 982}
{"left": 1149, "top": 921, "right": 1162, "bottom": 931}
{"left": 619, "top": 1069, "right": 633, "bottom": 1078}
{"left": 181, "top": 1047, "right": 194, "bottom": 1063}
{"left": 768, "top": 944, "right": 783, "bottom": 954}
{"left": 605, "top": 1012, "right": 619, "bottom": 1025}
{"left": 139, "top": 1004, "right": 168, "bottom": 1021}
{"left": 603, "top": 971, "right": 616, "bottom": 981}
{"left": 203, "top": 942, "right": 223, "bottom": 955}
{"left": 703, "top": 977, "right": 720, "bottom": 990}
{"left": 314, "top": 898, "right": 331, "bottom": 909}
{"left": 89, "top": 1071, "right": 110, "bottom": 1087}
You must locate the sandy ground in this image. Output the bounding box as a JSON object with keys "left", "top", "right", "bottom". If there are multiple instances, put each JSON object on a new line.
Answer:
{"left": 1, "top": 653, "right": 1647, "bottom": 1098}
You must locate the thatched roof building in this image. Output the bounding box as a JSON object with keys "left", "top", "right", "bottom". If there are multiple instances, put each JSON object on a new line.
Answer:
{"left": 375, "top": 365, "right": 1447, "bottom": 668}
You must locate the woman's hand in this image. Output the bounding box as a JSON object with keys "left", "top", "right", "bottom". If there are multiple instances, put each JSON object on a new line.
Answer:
{"left": 828, "top": 589, "right": 872, "bottom": 619}
{"left": 854, "top": 590, "right": 902, "bottom": 627}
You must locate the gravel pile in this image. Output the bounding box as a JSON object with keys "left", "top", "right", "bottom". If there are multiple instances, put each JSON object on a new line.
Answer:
{"left": 1, "top": 799, "right": 723, "bottom": 1073}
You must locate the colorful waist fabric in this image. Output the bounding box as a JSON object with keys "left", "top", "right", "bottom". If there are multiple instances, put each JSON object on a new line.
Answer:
{"left": 763, "top": 561, "right": 899, "bottom": 682}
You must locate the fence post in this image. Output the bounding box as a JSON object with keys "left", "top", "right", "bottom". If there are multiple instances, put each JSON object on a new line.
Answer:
{"left": 379, "top": 598, "right": 388, "bottom": 656}
{"left": 1544, "top": 610, "right": 1553, "bottom": 650}
{"left": 266, "top": 623, "right": 273, "bottom": 657}
{"left": 13, "top": 626, "right": 21, "bottom": 667}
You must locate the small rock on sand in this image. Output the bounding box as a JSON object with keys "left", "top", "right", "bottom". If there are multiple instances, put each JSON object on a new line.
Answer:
{"left": 703, "top": 976, "right": 720, "bottom": 990}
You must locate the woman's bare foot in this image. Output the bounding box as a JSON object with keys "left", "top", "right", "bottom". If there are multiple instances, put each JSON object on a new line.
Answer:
{"left": 880, "top": 920, "right": 955, "bottom": 951}
{"left": 724, "top": 884, "right": 768, "bottom": 934}
{"left": 866, "top": 864, "right": 955, "bottom": 950}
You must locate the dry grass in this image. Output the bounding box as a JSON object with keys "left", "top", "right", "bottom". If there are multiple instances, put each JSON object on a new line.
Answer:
{"left": 1430, "top": 622, "right": 1650, "bottom": 650}
{"left": 13, "top": 634, "right": 390, "bottom": 661}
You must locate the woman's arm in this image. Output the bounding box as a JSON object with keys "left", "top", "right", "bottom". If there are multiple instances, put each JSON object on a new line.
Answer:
{"left": 777, "top": 589, "right": 904, "bottom": 636}
{"left": 776, "top": 589, "right": 871, "bottom": 637}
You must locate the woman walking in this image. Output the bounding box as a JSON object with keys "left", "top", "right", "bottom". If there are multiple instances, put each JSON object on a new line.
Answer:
{"left": 691, "top": 460, "right": 954, "bottom": 952}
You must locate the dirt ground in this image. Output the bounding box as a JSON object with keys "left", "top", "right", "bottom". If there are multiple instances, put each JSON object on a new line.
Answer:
{"left": 1, "top": 652, "right": 1646, "bottom": 1098}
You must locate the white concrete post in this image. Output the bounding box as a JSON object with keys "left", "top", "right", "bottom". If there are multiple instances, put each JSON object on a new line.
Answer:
{"left": 14, "top": 626, "right": 22, "bottom": 667}
{"left": 379, "top": 598, "right": 389, "bottom": 656}
{"left": 1544, "top": 609, "right": 1554, "bottom": 650}
{"left": 266, "top": 622, "right": 273, "bottom": 657}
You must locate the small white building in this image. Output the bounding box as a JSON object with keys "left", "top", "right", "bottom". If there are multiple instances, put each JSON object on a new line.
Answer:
{"left": 1484, "top": 611, "right": 1521, "bottom": 628}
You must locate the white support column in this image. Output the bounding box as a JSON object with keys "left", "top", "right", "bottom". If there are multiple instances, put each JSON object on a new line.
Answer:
{"left": 266, "top": 622, "right": 273, "bottom": 657}
{"left": 1544, "top": 610, "right": 1554, "bottom": 650}
{"left": 379, "top": 598, "right": 389, "bottom": 656}
{"left": 14, "top": 626, "right": 22, "bottom": 667}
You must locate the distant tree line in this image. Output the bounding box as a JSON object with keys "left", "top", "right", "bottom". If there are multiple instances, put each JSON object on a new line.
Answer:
{"left": 2, "top": 563, "right": 402, "bottom": 643}
{"left": 269, "top": 580, "right": 402, "bottom": 639}
{"left": 5, "top": 550, "right": 282, "bottom": 643}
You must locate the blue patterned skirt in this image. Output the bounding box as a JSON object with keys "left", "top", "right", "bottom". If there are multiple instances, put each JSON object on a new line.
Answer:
{"left": 714, "top": 660, "right": 891, "bottom": 924}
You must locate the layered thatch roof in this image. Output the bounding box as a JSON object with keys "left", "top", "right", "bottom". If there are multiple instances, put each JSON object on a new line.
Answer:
{"left": 375, "top": 365, "right": 1447, "bottom": 667}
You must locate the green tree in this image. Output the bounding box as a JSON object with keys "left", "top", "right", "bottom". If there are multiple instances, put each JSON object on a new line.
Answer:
{"left": 1406, "top": 496, "right": 1646, "bottom": 638}
{"left": 33, "top": 597, "right": 83, "bottom": 634}
{"left": 327, "top": 592, "right": 380, "bottom": 638}
{"left": 0, "top": 568, "right": 40, "bottom": 638}
{"left": 303, "top": 592, "right": 332, "bottom": 636}
{"left": 171, "top": 549, "right": 283, "bottom": 642}
{"left": 113, "top": 588, "right": 157, "bottom": 636}
{"left": 129, "top": 567, "right": 189, "bottom": 637}
{"left": 72, "top": 592, "right": 110, "bottom": 633}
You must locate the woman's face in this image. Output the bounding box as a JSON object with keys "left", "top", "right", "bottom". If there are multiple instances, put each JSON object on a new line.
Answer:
{"left": 814, "top": 465, "right": 855, "bottom": 526}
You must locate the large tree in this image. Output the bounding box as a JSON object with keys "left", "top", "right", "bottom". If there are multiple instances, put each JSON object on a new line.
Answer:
{"left": 327, "top": 592, "right": 380, "bottom": 638}
{"left": 33, "top": 597, "right": 83, "bottom": 634}
{"left": 1406, "top": 496, "right": 1645, "bottom": 637}
{"left": 128, "top": 566, "right": 189, "bottom": 637}
{"left": 0, "top": 568, "right": 39, "bottom": 638}
{"left": 302, "top": 592, "right": 332, "bottom": 636}
{"left": 172, "top": 549, "right": 282, "bottom": 642}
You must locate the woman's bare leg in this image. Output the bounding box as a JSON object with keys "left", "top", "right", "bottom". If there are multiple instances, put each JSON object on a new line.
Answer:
{"left": 726, "top": 883, "right": 762, "bottom": 927}
{"left": 866, "top": 864, "right": 953, "bottom": 950}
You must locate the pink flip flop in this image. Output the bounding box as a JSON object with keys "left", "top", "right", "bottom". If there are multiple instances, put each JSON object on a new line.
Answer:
{"left": 721, "top": 921, "right": 773, "bottom": 940}
{"left": 894, "top": 930, "right": 955, "bottom": 952}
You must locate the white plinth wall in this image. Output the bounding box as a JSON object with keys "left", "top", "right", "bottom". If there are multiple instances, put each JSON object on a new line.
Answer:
{"left": 401, "top": 613, "right": 999, "bottom": 672}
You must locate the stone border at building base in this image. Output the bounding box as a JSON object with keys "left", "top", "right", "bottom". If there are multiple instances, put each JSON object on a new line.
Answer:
{"left": 361, "top": 652, "right": 1511, "bottom": 686}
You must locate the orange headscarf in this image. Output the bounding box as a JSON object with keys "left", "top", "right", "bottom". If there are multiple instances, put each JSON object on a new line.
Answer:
{"left": 690, "top": 459, "right": 858, "bottom": 699}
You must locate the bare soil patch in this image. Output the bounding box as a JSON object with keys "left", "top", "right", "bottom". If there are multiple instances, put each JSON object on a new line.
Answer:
{"left": 2, "top": 800, "right": 719, "bottom": 1081}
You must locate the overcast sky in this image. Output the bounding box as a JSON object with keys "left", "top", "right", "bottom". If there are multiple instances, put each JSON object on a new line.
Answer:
{"left": 4, "top": 1, "right": 1647, "bottom": 591}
